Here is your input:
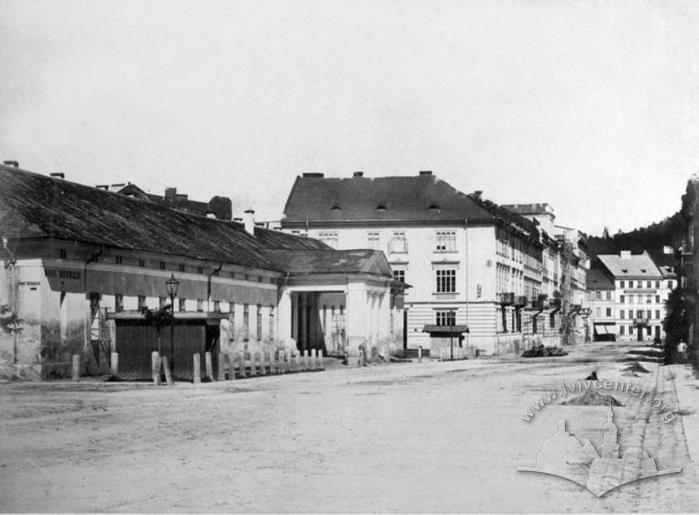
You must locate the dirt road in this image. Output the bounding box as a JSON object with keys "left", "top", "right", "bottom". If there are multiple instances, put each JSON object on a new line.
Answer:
{"left": 1, "top": 343, "right": 697, "bottom": 512}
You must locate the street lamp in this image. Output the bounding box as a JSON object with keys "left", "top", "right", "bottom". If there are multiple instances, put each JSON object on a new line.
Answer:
{"left": 165, "top": 273, "right": 179, "bottom": 372}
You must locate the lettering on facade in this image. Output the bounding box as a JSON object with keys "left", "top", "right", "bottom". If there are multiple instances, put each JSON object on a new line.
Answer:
{"left": 44, "top": 268, "right": 82, "bottom": 280}
{"left": 18, "top": 281, "right": 41, "bottom": 286}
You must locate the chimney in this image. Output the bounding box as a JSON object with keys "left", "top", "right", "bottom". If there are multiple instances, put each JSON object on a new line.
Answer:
{"left": 302, "top": 172, "right": 324, "bottom": 178}
{"left": 620, "top": 250, "right": 631, "bottom": 260}
{"left": 473, "top": 190, "right": 483, "bottom": 199}
{"left": 243, "top": 209, "right": 255, "bottom": 235}
{"left": 2, "top": 160, "right": 19, "bottom": 168}
{"left": 164, "top": 187, "right": 176, "bottom": 200}
{"left": 50, "top": 172, "right": 65, "bottom": 179}
{"left": 419, "top": 170, "right": 432, "bottom": 176}
{"left": 353, "top": 171, "right": 364, "bottom": 177}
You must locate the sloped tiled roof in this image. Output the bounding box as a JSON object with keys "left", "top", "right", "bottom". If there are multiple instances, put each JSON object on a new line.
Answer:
{"left": 597, "top": 251, "right": 662, "bottom": 278}
{"left": 282, "top": 174, "right": 497, "bottom": 224}
{"left": 265, "top": 249, "right": 392, "bottom": 277}
{"left": 0, "top": 165, "right": 329, "bottom": 272}
{"left": 586, "top": 262, "right": 615, "bottom": 290}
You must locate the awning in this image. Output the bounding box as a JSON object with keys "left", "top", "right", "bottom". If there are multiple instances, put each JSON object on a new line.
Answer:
{"left": 593, "top": 323, "right": 615, "bottom": 336}
{"left": 422, "top": 324, "right": 469, "bottom": 335}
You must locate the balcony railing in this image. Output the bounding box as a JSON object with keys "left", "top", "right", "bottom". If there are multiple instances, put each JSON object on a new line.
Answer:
{"left": 633, "top": 318, "right": 650, "bottom": 327}
{"left": 530, "top": 293, "right": 548, "bottom": 309}
{"left": 514, "top": 295, "right": 528, "bottom": 307}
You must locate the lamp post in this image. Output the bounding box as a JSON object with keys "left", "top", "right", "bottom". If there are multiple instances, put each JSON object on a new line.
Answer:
{"left": 165, "top": 273, "right": 179, "bottom": 372}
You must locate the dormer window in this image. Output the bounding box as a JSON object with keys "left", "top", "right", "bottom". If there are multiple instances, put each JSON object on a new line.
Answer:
{"left": 330, "top": 205, "right": 341, "bottom": 212}
{"left": 376, "top": 204, "right": 387, "bottom": 211}
{"left": 428, "top": 204, "right": 440, "bottom": 212}
{"left": 640, "top": 268, "right": 646, "bottom": 273}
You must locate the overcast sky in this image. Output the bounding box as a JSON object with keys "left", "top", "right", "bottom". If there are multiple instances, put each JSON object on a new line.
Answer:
{"left": 2, "top": 0, "right": 698, "bottom": 235}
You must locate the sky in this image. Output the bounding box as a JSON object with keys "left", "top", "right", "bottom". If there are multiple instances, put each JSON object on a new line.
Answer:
{"left": 1, "top": 0, "right": 699, "bottom": 236}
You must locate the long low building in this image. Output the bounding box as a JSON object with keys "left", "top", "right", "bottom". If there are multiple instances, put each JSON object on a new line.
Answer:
{"left": 0, "top": 164, "right": 405, "bottom": 379}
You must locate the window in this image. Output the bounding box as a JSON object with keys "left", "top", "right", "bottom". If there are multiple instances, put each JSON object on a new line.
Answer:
{"left": 655, "top": 281, "right": 660, "bottom": 288}
{"left": 178, "top": 263, "right": 185, "bottom": 272}
{"left": 178, "top": 298, "right": 186, "bottom": 312}
{"left": 59, "top": 248, "right": 67, "bottom": 259}
{"left": 213, "top": 300, "right": 221, "bottom": 313}
{"left": 655, "top": 295, "right": 660, "bottom": 303}
{"left": 646, "top": 310, "right": 652, "bottom": 319}
{"left": 367, "top": 232, "right": 380, "bottom": 250}
{"left": 549, "top": 313, "right": 555, "bottom": 328}
{"left": 620, "top": 280, "right": 625, "bottom": 288}
{"left": 647, "top": 280, "right": 651, "bottom": 288}
{"left": 668, "top": 281, "right": 674, "bottom": 289}
{"left": 606, "top": 291, "right": 612, "bottom": 300}
{"left": 655, "top": 310, "right": 660, "bottom": 319}
{"left": 196, "top": 299, "right": 204, "bottom": 312}
{"left": 595, "top": 291, "right": 602, "bottom": 300}
{"left": 159, "top": 297, "right": 167, "bottom": 309}
{"left": 646, "top": 295, "right": 652, "bottom": 304}
{"left": 318, "top": 231, "right": 339, "bottom": 248}
{"left": 620, "top": 326, "right": 625, "bottom": 335}
{"left": 243, "top": 304, "right": 249, "bottom": 340}
{"left": 256, "top": 304, "right": 262, "bottom": 340}
{"left": 637, "top": 281, "right": 642, "bottom": 288}
{"left": 197, "top": 266, "right": 204, "bottom": 274}
{"left": 137, "top": 295, "right": 146, "bottom": 309}
{"left": 595, "top": 307, "right": 601, "bottom": 317}
{"left": 393, "top": 269, "right": 405, "bottom": 283}
{"left": 138, "top": 259, "right": 145, "bottom": 267}
{"left": 115, "top": 255, "right": 123, "bottom": 265}
{"left": 159, "top": 261, "right": 166, "bottom": 270}
{"left": 637, "top": 310, "right": 643, "bottom": 319}
{"left": 620, "top": 310, "right": 625, "bottom": 319}
{"left": 606, "top": 308, "right": 612, "bottom": 317}
{"left": 269, "top": 306, "right": 275, "bottom": 341}
{"left": 620, "top": 295, "right": 625, "bottom": 303}
{"left": 389, "top": 232, "right": 408, "bottom": 253}
{"left": 436, "top": 269, "right": 456, "bottom": 293}
{"left": 435, "top": 310, "right": 456, "bottom": 326}
{"left": 115, "top": 294, "right": 124, "bottom": 312}
{"left": 435, "top": 231, "right": 456, "bottom": 252}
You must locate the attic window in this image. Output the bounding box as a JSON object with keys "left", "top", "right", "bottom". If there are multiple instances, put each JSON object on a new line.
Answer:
{"left": 330, "top": 205, "right": 341, "bottom": 212}
{"left": 640, "top": 269, "right": 646, "bottom": 273}
{"left": 428, "top": 204, "right": 440, "bottom": 211}
{"left": 621, "top": 269, "right": 628, "bottom": 273}
{"left": 376, "top": 204, "right": 387, "bottom": 211}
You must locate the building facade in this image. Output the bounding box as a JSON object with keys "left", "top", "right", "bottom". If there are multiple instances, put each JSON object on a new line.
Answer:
{"left": 0, "top": 164, "right": 404, "bottom": 379}
{"left": 586, "top": 251, "right": 674, "bottom": 343}
{"left": 281, "top": 171, "right": 588, "bottom": 355}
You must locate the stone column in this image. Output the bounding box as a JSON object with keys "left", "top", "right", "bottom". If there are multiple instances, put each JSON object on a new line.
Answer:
{"left": 346, "top": 282, "right": 369, "bottom": 363}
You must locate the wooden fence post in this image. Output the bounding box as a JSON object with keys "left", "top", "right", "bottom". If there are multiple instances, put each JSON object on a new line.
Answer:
{"left": 151, "top": 351, "right": 160, "bottom": 385}
{"left": 205, "top": 351, "right": 213, "bottom": 381}
{"left": 193, "top": 353, "right": 201, "bottom": 384}
{"left": 218, "top": 352, "right": 226, "bottom": 381}
{"left": 238, "top": 352, "right": 246, "bottom": 378}
{"left": 161, "top": 356, "right": 173, "bottom": 385}
{"left": 303, "top": 350, "right": 309, "bottom": 371}
{"left": 318, "top": 350, "right": 324, "bottom": 370}
{"left": 72, "top": 354, "right": 80, "bottom": 382}
{"left": 228, "top": 353, "right": 236, "bottom": 379}
{"left": 110, "top": 352, "right": 118, "bottom": 376}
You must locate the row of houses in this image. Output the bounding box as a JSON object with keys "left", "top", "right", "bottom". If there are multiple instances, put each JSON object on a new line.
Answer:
{"left": 0, "top": 164, "right": 405, "bottom": 379}
{"left": 278, "top": 171, "right": 590, "bottom": 355}
{"left": 9, "top": 163, "right": 664, "bottom": 379}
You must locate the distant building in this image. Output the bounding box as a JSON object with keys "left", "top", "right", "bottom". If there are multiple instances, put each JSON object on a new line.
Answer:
{"left": 96, "top": 182, "right": 233, "bottom": 221}
{"left": 281, "top": 171, "right": 588, "bottom": 355}
{"left": 587, "top": 251, "right": 674, "bottom": 342}
{"left": 0, "top": 165, "right": 405, "bottom": 379}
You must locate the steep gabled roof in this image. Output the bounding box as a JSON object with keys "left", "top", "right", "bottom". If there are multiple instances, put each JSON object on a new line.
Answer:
{"left": 282, "top": 174, "right": 497, "bottom": 224}
{"left": 0, "top": 165, "right": 328, "bottom": 271}
{"left": 597, "top": 251, "right": 662, "bottom": 279}
{"left": 586, "top": 260, "right": 615, "bottom": 290}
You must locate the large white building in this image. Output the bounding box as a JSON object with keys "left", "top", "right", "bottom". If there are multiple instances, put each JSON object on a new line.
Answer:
{"left": 587, "top": 251, "right": 675, "bottom": 342}
{"left": 281, "top": 171, "right": 588, "bottom": 355}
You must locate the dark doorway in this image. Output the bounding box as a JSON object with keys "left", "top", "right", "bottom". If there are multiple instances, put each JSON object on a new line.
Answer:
{"left": 403, "top": 311, "right": 408, "bottom": 350}
{"left": 637, "top": 326, "right": 643, "bottom": 342}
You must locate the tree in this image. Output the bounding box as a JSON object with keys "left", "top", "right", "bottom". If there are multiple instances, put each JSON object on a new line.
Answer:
{"left": 0, "top": 304, "right": 23, "bottom": 365}
{"left": 662, "top": 286, "right": 691, "bottom": 365}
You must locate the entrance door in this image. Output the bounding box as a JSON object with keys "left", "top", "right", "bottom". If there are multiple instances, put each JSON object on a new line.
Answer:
{"left": 654, "top": 325, "right": 661, "bottom": 340}
{"left": 637, "top": 327, "right": 643, "bottom": 342}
